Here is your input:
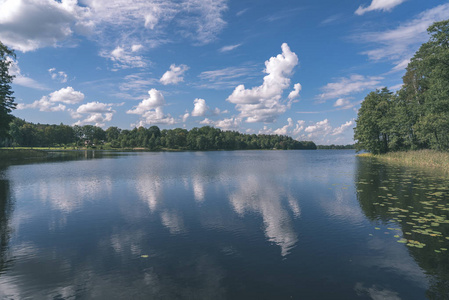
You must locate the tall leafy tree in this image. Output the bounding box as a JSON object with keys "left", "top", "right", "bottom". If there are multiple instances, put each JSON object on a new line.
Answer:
{"left": 0, "top": 42, "right": 15, "bottom": 139}
{"left": 355, "top": 19, "right": 449, "bottom": 153}
{"left": 354, "top": 88, "right": 394, "bottom": 154}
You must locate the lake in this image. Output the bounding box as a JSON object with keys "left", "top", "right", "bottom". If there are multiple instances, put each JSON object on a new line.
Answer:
{"left": 0, "top": 150, "right": 448, "bottom": 299}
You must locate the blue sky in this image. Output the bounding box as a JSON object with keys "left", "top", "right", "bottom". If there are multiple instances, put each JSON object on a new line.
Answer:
{"left": 1, "top": 0, "right": 448, "bottom": 144}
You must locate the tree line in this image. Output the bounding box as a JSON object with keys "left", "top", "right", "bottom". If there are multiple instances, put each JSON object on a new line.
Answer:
{"left": 316, "top": 144, "right": 354, "bottom": 150}
{"left": 0, "top": 118, "right": 317, "bottom": 151}
{"left": 354, "top": 20, "right": 449, "bottom": 154}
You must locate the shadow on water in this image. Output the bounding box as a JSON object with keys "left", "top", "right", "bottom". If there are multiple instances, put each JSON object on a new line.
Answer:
{"left": 355, "top": 157, "right": 449, "bottom": 299}
{"left": 0, "top": 164, "right": 13, "bottom": 275}
{"left": 0, "top": 150, "right": 136, "bottom": 168}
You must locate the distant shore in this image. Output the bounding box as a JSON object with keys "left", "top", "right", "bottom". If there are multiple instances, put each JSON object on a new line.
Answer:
{"left": 0, "top": 147, "right": 315, "bottom": 161}
{"left": 357, "top": 150, "right": 449, "bottom": 175}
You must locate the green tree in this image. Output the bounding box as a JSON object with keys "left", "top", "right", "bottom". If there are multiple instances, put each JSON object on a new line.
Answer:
{"left": 408, "top": 20, "right": 449, "bottom": 150}
{"left": 0, "top": 42, "right": 15, "bottom": 139}
{"left": 354, "top": 88, "right": 394, "bottom": 154}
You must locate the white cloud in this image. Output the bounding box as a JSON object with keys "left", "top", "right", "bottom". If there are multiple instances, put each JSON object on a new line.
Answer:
{"left": 76, "top": 101, "right": 114, "bottom": 114}
{"left": 0, "top": 0, "right": 90, "bottom": 52}
{"left": 191, "top": 98, "right": 209, "bottom": 117}
{"left": 182, "top": 112, "right": 190, "bottom": 122}
{"left": 236, "top": 8, "right": 248, "bottom": 17}
{"left": 84, "top": 0, "right": 227, "bottom": 46}
{"left": 355, "top": 0, "right": 406, "bottom": 16}
{"left": 288, "top": 83, "right": 302, "bottom": 100}
{"left": 292, "top": 120, "right": 305, "bottom": 136}
{"left": 73, "top": 112, "right": 114, "bottom": 127}
{"left": 131, "top": 44, "right": 143, "bottom": 52}
{"left": 227, "top": 43, "right": 299, "bottom": 123}
{"left": 127, "top": 89, "right": 176, "bottom": 127}
{"left": 191, "top": 98, "right": 222, "bottom": 117}
{"left": 48, "top": 87, "right": 85, "bottom": 104}
{"left": 297, "top": 119, "right": 355, "bottom": 144}
{"left": 219, "top": 44, "right": 241, "bottom": 52}
{"left": 101, "top": 45, "right": 147, "bottom": 69}
{"left": 334, "top": 98, "right": 351, "bottom": 107}
{"left": 274, "top": 118, "right": 294, "bottom": 135}
{"left": 48, "top": 68, "right": 68, "bottom": 83}
{"left": 178, "top": 0, "right": 228, "bottom": 45}
{"left": 119, "top": 73, "right": 159, "bottom": 94}
{"left": 200, "top": 117, "right": 241, "bottom": 131}
{"left": 127, "top": 89, "right": 165, "bottom": 115}
{"left": 318, "top": 75, "right": 383, "bottom": 101}
{"left": 17, "top": 99, "right": 66, "bottom": 112}
{"left": 332, "top": 120, "right": 354, "bottom": 136}
{"left": 358, "top": 4, "right": 449, "bottom": 71}
{"left": 8, "top": 59, "right": 47, "bottom": 90}
{"left": 198, "top": 66, "right": 257, "bottom": 89}
{"left": 160, "top": 64, "right": 189, "bottom": 85}
{"left": 72, "top": 101, "right": 116, "bottom": 127}
{"left": 17, "top": 86, "right": 84, "bottom": 112}
{"left": 259, "top": 118, "right": 294, "bottom": 135}
{"left": 0, "top": 0, "right": 228, "bottom": 53}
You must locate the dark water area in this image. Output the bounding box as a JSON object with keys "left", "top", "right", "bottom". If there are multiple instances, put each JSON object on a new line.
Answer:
{"left": 0, "top": 150, "right": 448, "bottom": 299}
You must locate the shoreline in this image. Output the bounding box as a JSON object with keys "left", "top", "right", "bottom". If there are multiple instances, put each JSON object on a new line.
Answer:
{"left": 357, "top": 150, "right": 449, "bottom": 175}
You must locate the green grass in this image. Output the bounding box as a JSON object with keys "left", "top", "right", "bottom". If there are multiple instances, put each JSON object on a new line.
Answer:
{"left": 357, "top": 150, "right": 449, "bottom": 175}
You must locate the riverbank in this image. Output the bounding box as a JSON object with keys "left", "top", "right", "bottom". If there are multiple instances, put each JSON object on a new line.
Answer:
{"left": 357, "top": 150, "right": 449, "bottom": 175}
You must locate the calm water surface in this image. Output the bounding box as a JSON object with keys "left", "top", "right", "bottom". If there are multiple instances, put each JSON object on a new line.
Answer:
{"left": 0, "top": 150, "right": 448, "bottom": 299}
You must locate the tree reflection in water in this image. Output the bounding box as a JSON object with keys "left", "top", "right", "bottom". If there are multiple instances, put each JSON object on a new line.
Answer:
{"left": 0, "top": 164, "right": 13, "bottom": 274}
{"left": 355, "top": 157, "right": 449, "bottom": 299}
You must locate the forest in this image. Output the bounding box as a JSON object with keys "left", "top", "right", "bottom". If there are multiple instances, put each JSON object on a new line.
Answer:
{"left": 354, "top": 20, "right": 449, "bottom": 154}
{"left": 0, "top": 118, "right": 316, "bottom": 151}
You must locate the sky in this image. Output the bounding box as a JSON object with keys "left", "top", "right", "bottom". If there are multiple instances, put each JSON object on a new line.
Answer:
{"left": 1, "top": 0, "right": 448, "bottom": 145}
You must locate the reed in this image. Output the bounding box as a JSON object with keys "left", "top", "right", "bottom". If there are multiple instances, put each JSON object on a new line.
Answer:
{"left": 357, "top": 150, "right": 449, "bottom": 174}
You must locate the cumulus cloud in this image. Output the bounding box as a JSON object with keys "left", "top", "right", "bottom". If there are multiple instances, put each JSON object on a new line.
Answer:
{"left": 355, "top": 0, "right": 406, "bottom": 16}
{"left": 191, "top": 98, "right": 222, "bottom": 117}
{"left": 200, "top": 117, "right": 241, "bottom": 131}
{"left": 297, "top": 119, "right": 355, "bottom": 144}
{"left": 17, "top": 99, "right": 66, "bottom": 112}
{"left": 288, "top": 83, "right": 302, "bottom": 100}
{"left": 274, "top": 118, "right": 294, "bottom": 135}
{"left": 71, "top": 101, "right": 116, "bottom": 127}
{"left": 48, "top": 87, "right": 85, "bottom": 104}
{"left": 219, "top": 44, "right": 241, "bottom": 52}
{"left": 318, "top": 75, "right": 383, "bottom": 101}
{"left": 259, "top": 118, "right": 294, "bottom": 135}
{"left": 8, "top": 59, "right": 47, "bottom": 90}
{"left": 0, "top": 0, "right": 90, "bottom": 52}
{"left": 17, "top": 86, "right": 84, "bottom": 112}
{"left": 48, "top": 68, "right": 68, "bottom": 83}
{"left": 127, "top": 89, "right": 175, "bottom": 127}
{"left": 227, "top": 43, "right": 299, "bottom": 123}
{"left": 357, "top": 4, "right": 449, "bottom": 71}
{"left": 160, "top": 64, "right": 189, "bottom": 85}
{"left": 191, "top": 98, "right": 209, "bottom": 117}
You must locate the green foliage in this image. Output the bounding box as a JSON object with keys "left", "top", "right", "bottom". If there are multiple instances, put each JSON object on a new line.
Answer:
{"left": 0, "top": 41, "right": 15, "bottom": 139}
{"left": 354, "top": 19, "right": 449, "bottom": 153}
{"left": 317, "top": 144, "right": 354, "bottom": 150}
{"left": 354, "top": 88, "right": 395, "bottom": 154}
{"left": 0, "top": 119, "right": 316, "bottom": 151}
